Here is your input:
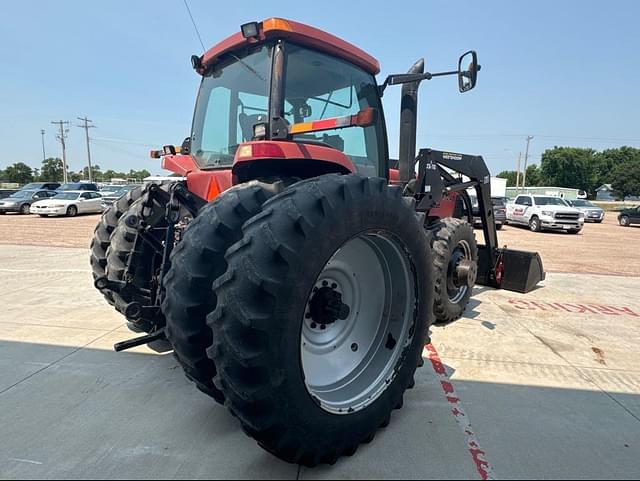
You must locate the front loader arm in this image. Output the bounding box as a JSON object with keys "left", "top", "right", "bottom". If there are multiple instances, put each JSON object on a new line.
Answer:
{"left": 412, "top": 148, "right": 545, "bottom": 293}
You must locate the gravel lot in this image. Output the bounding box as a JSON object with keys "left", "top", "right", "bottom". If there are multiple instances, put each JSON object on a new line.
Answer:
{"left": 0, "top": 211, "right": 637, "bottom": 276}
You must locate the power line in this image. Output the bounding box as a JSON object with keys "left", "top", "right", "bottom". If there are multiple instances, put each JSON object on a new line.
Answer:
{"left": 92, "top": 136, "right": 156, "bottom": 147}
{"left": 420, "top": 133, "right": 640, "bottom": 143}
{"left": 40, "top": 129, "right": 46, "bottom": 162}
{"left": 182, "top": 0, "right": 206, "bottom": 52}
{"left": 51, "top": 120, "right": 70, "bottom": 183}
{"left": 522, "top": 135, "right": 534, "bottom": 190}
{"left": 77, "top": 116, "right": 96, "bottom": 182}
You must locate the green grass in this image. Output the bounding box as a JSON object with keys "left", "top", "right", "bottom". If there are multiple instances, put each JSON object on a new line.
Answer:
{"left": 593, "top": 201, "right": 640, "bottom": 212}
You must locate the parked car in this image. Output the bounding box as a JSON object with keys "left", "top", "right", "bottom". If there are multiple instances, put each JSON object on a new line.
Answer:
{"left": 56, "top": 182, "right": 99, "bottom": 192}
{"left": 100, "top": 185, "right": 138, "bottom": 208}
{"left": 567, "top": 199, "right": 605, "bottom": 223}
{"left": 30, "top": 191, "right": 104, "bottom": 217}
{"left": 470, "top": 195, "right": 506, "bottom": 229}
{"left": 19, "top": 182, "right": 61, "bottom": 191}
{"left": 618, "top": 206, "right": 640, "bottom": 227}
{"left": 0, "top": 190, "right": 58, "bottom": 215}
{"left": 506, "top": 194, "right": 584, "bottom": 233}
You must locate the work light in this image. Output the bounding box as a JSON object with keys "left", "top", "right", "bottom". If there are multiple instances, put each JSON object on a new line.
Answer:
{"left": 241, "top": 22, "right": 260, "bottom": 39}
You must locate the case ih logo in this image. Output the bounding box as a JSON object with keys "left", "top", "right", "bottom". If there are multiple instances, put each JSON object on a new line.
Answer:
{"left": 513, "top": 207, "right": 525, "bottom": 216}
{"left": 508, "top": 299, "right": 639, "bottom": 317}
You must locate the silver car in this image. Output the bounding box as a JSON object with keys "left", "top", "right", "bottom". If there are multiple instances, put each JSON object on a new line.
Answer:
{"left": 568, "top": 199, "right": 605, "bottom": 223}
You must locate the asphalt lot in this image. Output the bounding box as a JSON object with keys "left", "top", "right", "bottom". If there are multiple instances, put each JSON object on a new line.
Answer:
{"left": 0, "top": 215, "right": 639, "bottom": 479}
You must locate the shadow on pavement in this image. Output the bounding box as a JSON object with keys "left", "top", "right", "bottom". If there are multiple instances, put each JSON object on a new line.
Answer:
{"left": 1, "top": 339, "right": 639, "bottom": 479}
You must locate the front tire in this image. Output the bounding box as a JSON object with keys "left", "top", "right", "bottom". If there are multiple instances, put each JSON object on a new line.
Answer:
{"left": 207, "top": 175, "right": 432, "bottom": 466}
{"left": 529, "top": 216, "right": 542, "bottom": 232}
{"left": 20, "top": 204, "right": 31, "bottom": 215}
{"left": 66, "top": 205, "right": 78, "bottom": 217}
{"left": 620, "top": 216, "right": 630, "bottom": 227}
{"left": 432, "top": 218, "right": 478, "bottom": 324}
{"left": 163, "top": 180, "right": 285, "bottom": 403}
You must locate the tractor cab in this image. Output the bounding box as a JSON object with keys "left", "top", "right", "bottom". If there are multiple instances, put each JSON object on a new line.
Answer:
{"left": 165, "top": 18, "right": 479, "bottom": 199}
{"left": 189, "top": 18, "right": 388, "bottom": 182}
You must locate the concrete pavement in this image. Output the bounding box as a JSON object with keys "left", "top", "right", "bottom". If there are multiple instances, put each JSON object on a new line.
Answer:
{"left": 0, "top": 245, "right": 638, "bottom": 479}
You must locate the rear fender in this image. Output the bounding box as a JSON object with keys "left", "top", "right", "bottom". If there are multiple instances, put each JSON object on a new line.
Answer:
{"left": 232, "top": 141, "right": 356, "bottom": 184}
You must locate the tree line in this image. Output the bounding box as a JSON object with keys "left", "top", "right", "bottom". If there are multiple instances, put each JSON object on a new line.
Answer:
{"left": 497, "top": 146, "right": 640, "bottom": 200}
{"left": 0, "top": 158, "right": 151, "bottom": 185}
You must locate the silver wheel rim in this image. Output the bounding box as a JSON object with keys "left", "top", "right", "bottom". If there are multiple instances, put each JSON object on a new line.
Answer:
{"left": 621, "top": 217, "right": 629, "bottom": 226}
{"left": 301, "top": 232, "right": 416, "bottom": 415}
{"left": 447, "top": 240, "right": 472, "bottom": 304}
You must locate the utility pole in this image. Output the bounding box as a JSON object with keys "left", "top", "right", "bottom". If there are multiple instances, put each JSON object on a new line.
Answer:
{"left": 515, "top": 151, "right": 522, "bottom": 193}
{"left": 40, "top": 129, "right": 46, "bottom": 162}
{"left": 77, "top": 116, "right": 95, "bottom": 182}
{"left": 521, "top": 135, "right": 534, "bottom": 191}
{"left": 51, "top": 120, "right": 70, "bottom": 183}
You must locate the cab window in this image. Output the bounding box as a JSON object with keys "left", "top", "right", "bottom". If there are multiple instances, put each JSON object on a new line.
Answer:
{"left": 283, "top": 44, "right": 385, "bottom": 177}
{"left": 515, "top": 196, "right": 531, "bottom": 206}
{"left": 191, "top": 45, "right": 273, "bottom": 168}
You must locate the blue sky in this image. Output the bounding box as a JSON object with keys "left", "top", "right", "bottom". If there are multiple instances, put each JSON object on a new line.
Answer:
{"left": 1, "top": 0, "right": 639, "bottom": 176}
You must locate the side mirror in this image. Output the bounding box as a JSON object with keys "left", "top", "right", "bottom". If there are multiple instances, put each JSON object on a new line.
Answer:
{"left": 458, "top": 51, "right": 480, "bottom": 93}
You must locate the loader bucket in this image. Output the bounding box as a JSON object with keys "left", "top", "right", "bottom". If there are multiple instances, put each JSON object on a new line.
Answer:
{"left": 499, "top": 248, "right": 545, "bottom": 293}
{"left": 476, "top": 246, "right": 545, "bottom": 293}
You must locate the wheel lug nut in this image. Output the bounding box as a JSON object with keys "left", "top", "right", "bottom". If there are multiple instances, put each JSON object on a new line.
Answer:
{"left": 320, "top": 324, "right": 326, "bottom": 330}
{"left": 310, "top": 322, "right": 317, "bottom": 329}
{"left": 322, "top": 280, "right": 329, "bottom": 287}
{"left": 305, "top": 312, "right": 311, "bottom": 319}
{"left": 331, "top": 283, "right": 337, "bottom": 289}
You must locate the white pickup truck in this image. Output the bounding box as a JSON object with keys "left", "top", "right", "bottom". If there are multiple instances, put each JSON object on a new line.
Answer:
{"left": 506, "top": 194, "right": 584, "bottom": 233}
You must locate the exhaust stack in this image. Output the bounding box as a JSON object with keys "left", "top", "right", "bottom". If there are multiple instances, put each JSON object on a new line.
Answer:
{"left": 398, "top": 58, "right": 425, "bottom": 184}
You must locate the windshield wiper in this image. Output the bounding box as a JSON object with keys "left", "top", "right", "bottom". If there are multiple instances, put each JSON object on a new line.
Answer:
{"left": 230, "top": 54, "right": 266, "bottom": 82}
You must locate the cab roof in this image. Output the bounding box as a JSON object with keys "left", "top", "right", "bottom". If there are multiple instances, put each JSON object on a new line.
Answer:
{"left": 201, "top": 18, "right": 380, "bottom": 75}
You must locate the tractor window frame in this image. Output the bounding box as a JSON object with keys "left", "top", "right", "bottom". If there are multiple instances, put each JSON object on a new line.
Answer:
{"left": 190, "top": 44, "right": 275, "bottom": 170}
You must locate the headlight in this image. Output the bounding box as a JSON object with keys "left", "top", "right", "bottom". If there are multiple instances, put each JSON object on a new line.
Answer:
{"left": 4, "top": 202, "right": 17, "bottom": 207}
{"left": 541, "top": 211, "right": 554, "bottom": 217}
{"left": 579, "top": 212, "right": 585, "bottom": 219}
{"left": 48, "top": 204, "right": 66, "bottom": 208}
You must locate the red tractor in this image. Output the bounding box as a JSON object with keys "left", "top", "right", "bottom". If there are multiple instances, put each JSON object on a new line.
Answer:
{"left": 91, "top": 18, "right": 544, "bottom": 466}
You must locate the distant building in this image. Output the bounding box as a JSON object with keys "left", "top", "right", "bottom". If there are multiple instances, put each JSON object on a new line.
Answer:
{"left": 596, "top": 184, "right": 640, "bottom": 201}
{"left": 596, "top": 184, "right": 615, "bottom": 201}
{"left": 505, "top": 186, "right": 581, "bottom": 200}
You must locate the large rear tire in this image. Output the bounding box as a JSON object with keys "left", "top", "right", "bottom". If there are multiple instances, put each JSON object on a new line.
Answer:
{"left": 90, "top": 186, "right": 146, "bottom": 306}
{"left": 207, "top": 175, "right": 432, "bottom": 466}
{"left": 163, "top": 180, "right": 285, "bottom": 403}
{"left": 432, "top": 218, "right": 478, "bottom": 325}
{"left": 105, "top": 184, "right": 172, "bottom": 333}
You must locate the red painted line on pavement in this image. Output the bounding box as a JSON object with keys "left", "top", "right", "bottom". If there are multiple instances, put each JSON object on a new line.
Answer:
{"left": 508, "top": 299, "right": 639, "bottom": 317}
{"left": 425, "top": 344, "right": 496, "bottom": 481}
